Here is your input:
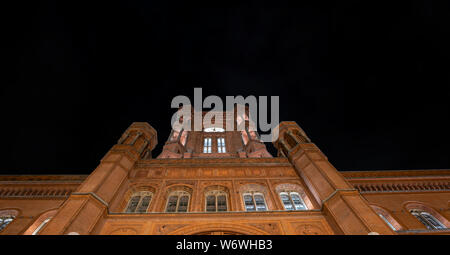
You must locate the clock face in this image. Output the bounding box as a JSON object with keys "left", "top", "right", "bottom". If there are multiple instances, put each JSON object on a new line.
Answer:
{"left": 204, "top": 127, "right": 225, "bottom": 133}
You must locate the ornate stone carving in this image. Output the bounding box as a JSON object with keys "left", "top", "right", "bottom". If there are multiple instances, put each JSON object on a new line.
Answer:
{"left": 248, "top": 222, "right": 282, "bottom": 234}
{"left": 109, "top": 227, "right": 138, "bottom": 235}
{"left": 293, "top": 223, "right": 324, "bottom": 235}
{"left": 154, "top": 224, "right": 189, "bottom": 235}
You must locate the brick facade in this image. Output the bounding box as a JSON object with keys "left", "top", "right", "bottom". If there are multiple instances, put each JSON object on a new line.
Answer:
{"left": 0, "top": 113, "right": 449, "bottom": 235}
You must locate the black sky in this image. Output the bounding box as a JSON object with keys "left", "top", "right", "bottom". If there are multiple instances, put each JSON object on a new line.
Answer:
{"left": 2, "top": 1, "right": 450, "bottom": 175}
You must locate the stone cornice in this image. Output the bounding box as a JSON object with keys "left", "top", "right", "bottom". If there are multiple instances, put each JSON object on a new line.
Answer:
{"left": 0, "top": 175, "right": 88, "bottom": 183}
{"left": 349, "top": 178, "right": 450, "bottom": 194}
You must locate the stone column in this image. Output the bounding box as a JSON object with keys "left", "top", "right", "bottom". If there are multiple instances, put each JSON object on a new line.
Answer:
{"left": 273, "top": 121, "right": 395, "bottom": 235}
{"left": 39, "top": 122, "right": 157, "bottom": 235}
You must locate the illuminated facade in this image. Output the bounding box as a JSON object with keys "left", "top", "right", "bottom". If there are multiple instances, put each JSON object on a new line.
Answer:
{"left": 0, "top": 110, "right": 449, "bottom": 235}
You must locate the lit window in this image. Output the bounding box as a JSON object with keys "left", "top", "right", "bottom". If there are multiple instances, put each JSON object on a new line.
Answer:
{"left": 166, "top": 191, "right": 190, "bottom": 212}
{"left": 243, "top": 193, "right": 267, "bottom": 211}
{"left": 32, "top": 217, "right": 52, "bottom": 235}
{"left": 203, "top": 138, "right": 212, "bottom": 153}
{"left": 125, "top": 191, "right": 153, "bottom": 213}
{"left": 410, "top": 209, "right": 446, "bottom": 230}
{"left": 217, "top": 137, "right": 226, "bottom": 153}
{"left": 205, "top": 190, "right": 228, "bottom": 212}
{"left": 279, "top": 192, "right": 308, "bottom": 211}
{"left": 0, "top": 215, "right": 15, "bottom": 232}
{"left": 244, "top": 194, "right": 255, "bottom": 211}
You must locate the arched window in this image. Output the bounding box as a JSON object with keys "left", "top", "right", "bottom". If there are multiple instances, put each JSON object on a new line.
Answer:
{"left": 32, "top": 217, "right": 52, "bottom": 235}
{"left": 205, "top": 190, "right": 228, "bottom": 212}
{"left": 125, "top": 191, "right": 153, "bottom": 213}
{"left": 243, "top": 193, "right": 267, "bottom": 211}
{"left": 0, "top": 215, "right": 15, "bottom": 232}
{"left": 410, "top": 209, "right": 446, "bottom": 230}
{"left": 279, "top": 192, "right": 308, "bottom": 211}
{"left": 0, "top": 210, "right": 18, "bottom": 232}
{"left": 166, "top": 191, "right": 190, "bottom": 212}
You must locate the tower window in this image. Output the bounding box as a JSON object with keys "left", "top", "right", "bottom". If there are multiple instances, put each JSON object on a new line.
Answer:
{"left": 217, "top": 137, "right": 226, "bottom": 153}
{"left": 0, "top": 215, "right": 15, "bottom": 232}
{"left": 279, "top": 192, "right": 308, "bottom": 211}
{"left": 410, "top": 209, "right": 446, "bottom": 230}
{"left": 166, "top": 191, "right": 190, "bottom": 213}
{"left": 243, "top": 193, "right": 267, "bottom": 211}
{"left": 203, "top": 137, "right": 212, "bottom": 153}
{"left": 205, "top": 190, "right": 228, "bottom": 212}
{"left": 125, "top": 191, "right": 153, "bottom": 213}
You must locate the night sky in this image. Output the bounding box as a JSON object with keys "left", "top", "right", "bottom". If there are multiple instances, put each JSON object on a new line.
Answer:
{"left": 2, "top": 1, "right": 450, "bottom": 175}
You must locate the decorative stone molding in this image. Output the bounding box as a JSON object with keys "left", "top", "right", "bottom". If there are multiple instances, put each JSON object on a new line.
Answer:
{"left": 0, "top": 185, "right": 79, "bottom": 198}
{"left": 352, "top": 181, "right": 450, "bottom": 193}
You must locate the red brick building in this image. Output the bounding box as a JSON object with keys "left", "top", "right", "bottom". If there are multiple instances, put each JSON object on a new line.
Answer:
{"left": 0, "top": 110, "right": 449, "bottom": 235}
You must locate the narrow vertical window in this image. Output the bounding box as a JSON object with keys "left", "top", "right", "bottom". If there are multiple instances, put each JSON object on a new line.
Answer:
{"left": 243, "top": 194, "right": 256, "bottom": 211}
{"left": 254, "top": 194, "right": 267, "bottom": 211}
{"left": 243, "top": 193, "right": 267, "bottom": 211}
{"left": 205, "top": 190, "right": 228, "bottom": 212}
{"left": 0, "top": 215, "right": 15, "bottom": 232}
{"left": 217, "top": 137, "right": 226, "bottom": 153}
{"left": 280, "top": 192, "right": 294, "bottom": 210}
{"left": 279, "top": 192, "right": 308, "bottom": 211}
{"left": 178, "top": 195, "right": 189, "bottom": 212}
{"left": 217, "top": 195, "right": 227, "bottom": 211}
{"left": 166, "top": 196, "right": 179, "bottom": 212}
{"left": 203, "top": 137, "right": 212, "bottom": 153}
{"left": 166, "top": 191, "right": 190, "bottom": 212}
{"left": 206, "top": 195, "right": 216, "bottom": 212}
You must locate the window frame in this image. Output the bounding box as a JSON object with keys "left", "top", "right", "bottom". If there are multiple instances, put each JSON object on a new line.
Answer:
{"left": 410, "top": 209, "right": 446, "bottom": 230}
{"left": 279, "top": 191, "right": 308, "bottom": 211}
{"left": 242, "top": 192, "right": 267, "bottom": 212}
{"left": 217, "top": 137, "right": 226, "bottom": 153}
{"left": 205, "top": 190, "right": 228, "bottom": 212}
{"left": 125, "top": 191, "right": 153, "bottom": 213}
{"left": 165, "top": 191, "right": 191, "bottom": 213}
{"left": 203, "top": 137, "right": 212, "bottom": 153}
